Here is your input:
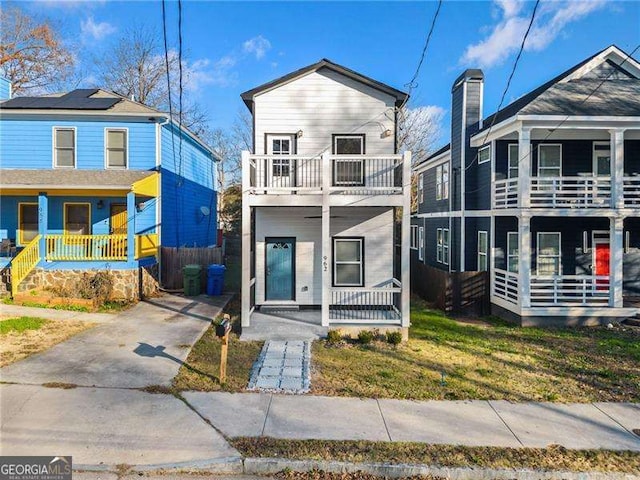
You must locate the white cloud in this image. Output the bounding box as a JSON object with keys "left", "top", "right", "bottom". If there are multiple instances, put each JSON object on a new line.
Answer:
{"left": 461, "top": 0, "right": 608, "bottom": 69}
{"left": 80, "top": 16, "right": 116, "bottom": 42}
{"left": 242, "top": 35, "right": 272, "bottom": 60}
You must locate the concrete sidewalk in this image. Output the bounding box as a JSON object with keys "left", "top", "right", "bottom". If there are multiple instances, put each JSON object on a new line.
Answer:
{"left": 184, "top": 392, "right": 640, "bottom": 451}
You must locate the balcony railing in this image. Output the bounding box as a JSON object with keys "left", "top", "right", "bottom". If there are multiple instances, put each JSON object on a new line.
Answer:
{"left": 530, "top": 275, "right": 610, "bottom": 306}
{"left": 246, "top": 154, "right": 404, "bottom": 195}
{"left": 494, "top": 176, "right": 615, "bottom": 209}
{"left": 624, "top": 177, "right": 640, "bottom": 207}
{"left": 329, "top": 279, "right": 402, "bottom": 324}
{"left": 493, "top": 269, "right": 519, "bottom": 305}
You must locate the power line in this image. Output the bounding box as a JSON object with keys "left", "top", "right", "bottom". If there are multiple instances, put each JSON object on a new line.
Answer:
{"left": 405, "top": 0, "right": 443, "bottom": 92}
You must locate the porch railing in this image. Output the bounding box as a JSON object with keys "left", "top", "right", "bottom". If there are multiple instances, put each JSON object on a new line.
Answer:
{"left": 494, "top": 178, "right": 519, "bottom": 208}
{"left": 493, "top": 268, "right": 519, "bottom": 305}
{"left": 329, "top": 280, "right": 402, "bottom": 324}
{"left": 624, "top": 177, "right": 640, "bottom": 207}
{"left": 10, "top": 235, "right": 41, "bottom": 296}
{"left": 530, "top": 275, "right": 610, "bottom": 306}
{"left": 135, "top": 234, "right": 159, "bottom": 259}
{"left": 46, "top": 234, "right": 128, "bottom": 261}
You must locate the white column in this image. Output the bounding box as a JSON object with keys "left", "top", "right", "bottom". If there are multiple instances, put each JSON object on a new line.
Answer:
{"left": 489, "top": 214, "right": 495, "bottom": 300}
{"left": 609, "top": 216, "right": 624, "bottom": 308}
{"left": 241, "top": 150, "right": 251, "bottom": 327}
{"left": 518, "top": 214, "right": 531, "bottom": 308}
{"left": 401, "top": 151, "right": 411, "bottom": 328}
{"left": 610, "top": 129, "right": 625, "bottom": 209}
{"left": 519, "top": 128, "right": 531, "bottom": 209}
{"left": 490, "top": 139, "right": 496, "bottom": 210}
{"left": 321, "top": 152, "right": 331, "bottom": 327}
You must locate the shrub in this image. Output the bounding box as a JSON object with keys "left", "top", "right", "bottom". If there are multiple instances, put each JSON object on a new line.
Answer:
{"left": 357, "top": 330, "right": 375, "bottom": 345}
{"left": 386, "top": 330, "right": 403, "bottom": 346}
{"left": 326, "top": 329, "right": 342, "bottom": 344}
{"left": 77, "top": 271, "right": 114, "bottom": 303}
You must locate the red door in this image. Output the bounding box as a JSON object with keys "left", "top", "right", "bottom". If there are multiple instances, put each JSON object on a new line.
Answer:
{"left": 594, "top": 242, "right": 610, "bottom": 290}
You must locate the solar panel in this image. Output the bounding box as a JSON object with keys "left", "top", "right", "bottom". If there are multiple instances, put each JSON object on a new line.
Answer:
{"left": 0, "top": 89, "right": 121, "bottom": 110}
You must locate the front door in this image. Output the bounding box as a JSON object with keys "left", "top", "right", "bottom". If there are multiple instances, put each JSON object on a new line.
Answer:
{"left": 265, "top": 237, "right": 295, "bottom": 301}
{"left": 594, "top": 240, "right": 610, "bottom": 290}
{"left": 110, "top": 204, "right": 127, "bottom": 234}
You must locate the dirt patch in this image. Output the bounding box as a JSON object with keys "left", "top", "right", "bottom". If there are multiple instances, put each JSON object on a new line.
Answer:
{"left": 0, "top": 319, "right": 94, "bottom": 367}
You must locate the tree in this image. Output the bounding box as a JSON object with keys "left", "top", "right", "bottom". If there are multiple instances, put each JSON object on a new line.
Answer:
{"left": 219, "top": 184, "right": 242, "bottom": 235}
{"left": 0, "top": 7, "right": 75, "bottom": 95}
{"left": 93, "top": 26, "right": 207, "bottom": 132}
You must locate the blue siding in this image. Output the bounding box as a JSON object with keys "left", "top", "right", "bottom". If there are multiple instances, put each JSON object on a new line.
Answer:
{"left": 160, "top": 123, "right": 217, "bottom": 247}
{"left": 0, "top": 119, "right": 156, "bottom": 170}
{"left": 0, "top": 77, "right": 11, "bottom": 101}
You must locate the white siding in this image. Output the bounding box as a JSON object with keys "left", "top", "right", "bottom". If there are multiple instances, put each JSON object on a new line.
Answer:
{"left": 254, "top": 69, "right": 396, "bottom": 156}
{"left": 255, "top": 206, "right": 395, "bottom": 305}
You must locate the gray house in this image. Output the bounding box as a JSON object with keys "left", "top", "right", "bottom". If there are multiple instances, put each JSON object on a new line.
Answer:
{"left": 412, "top": 45, "right": 640, "bottom": 326}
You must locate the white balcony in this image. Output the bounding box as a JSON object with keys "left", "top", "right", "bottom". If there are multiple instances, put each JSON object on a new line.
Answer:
{"left": 624, "top": 176, "right": 640, "bottom": 207}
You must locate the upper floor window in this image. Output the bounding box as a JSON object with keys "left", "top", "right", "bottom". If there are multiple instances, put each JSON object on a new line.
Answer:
{"left": 478, "top": 145, "right": 490, "bottom": 164}
{"left": 508, "top": 144, "right": 519, "bottom": 179}
{"left": 333, "top": 134, "right": 365, "bottom": 186}
{"left": 436, "top": 163, "right": 449, "bottom": 200}
{"left": 593, "top": 141, "right": 611, "bottom": 176}
{"left": 507, "top": 232, "right": 519, "bottom": 273}
{"left": 418, "top": 173, "right": 424, "bottom": 203}
{"left": 538, "top": 144, "right": 562, "bottom": 177}
{"left": 53, "top": 127, "right": 76, "bottom": 168}
{"left": 106, "top": 129, "right": 128, "bottom": 169}
{"left": 267, "top": 134, "right": 295, "bottom": 179}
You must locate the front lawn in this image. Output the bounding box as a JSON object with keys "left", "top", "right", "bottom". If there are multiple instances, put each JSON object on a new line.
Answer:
{"left": 0, "top": 316, "right": 93, "bottom": 366}
{"left": 311, "top": 298, "right": 640, "bottom": 402}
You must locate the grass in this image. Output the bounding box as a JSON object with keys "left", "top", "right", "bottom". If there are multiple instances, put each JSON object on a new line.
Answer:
{"left": 311, "top": 297, "right": 640, "bottom": 402}
{"left": 231, "top": 437, "right": 640, "bottom": 474}
{"left": 0, "top": 317, "right": 93, "bottom": 366}
{"left": 172, "top": 295, "right": 263, "bottom": 392}
{"left": 0, "top": 316, "right": 47, "bottom": 334}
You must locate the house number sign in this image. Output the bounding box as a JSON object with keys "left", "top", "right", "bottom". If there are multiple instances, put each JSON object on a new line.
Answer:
{"left": 323, "top": 256, "right": 328, "bottom": 272}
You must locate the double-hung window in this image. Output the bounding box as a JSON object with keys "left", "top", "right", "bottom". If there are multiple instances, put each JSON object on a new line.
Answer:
{"left": 508, "top": 144, "right": 519, "bottom": 179}
{"left": 507, "top": 232, "right": 519, "bottom": 273}
{"left": 478, "top": 145, "right": 490, "bottom": 164}
{"left": 333, "top": 134, "right": 364, "bottom": 186}
{"left": 53, "top": 127, "right": 76, "bottom": 168}
{"left": 437, "top": 228, "right": 449, "bottom": 265}
{"left": 436, "top": 163, "right": 449, "bottom": 200}
{"left": 477, "top": 231, "right": 488, "bottom": 271}
{"left": 268, "top": 135, "right": 293, "bottom": 178}
{"left": 333, "top": 237, "right": 364, "bottom": 286}
{"left": 418, "top": 227, "right": 424, "bottom": 261}
{"left": 436, "top": 165, "right": 442, "bottom": 200}
{"left": 410, "top": 225, "right": 418, "bottom": 250}
{"left": 106, "top": 129, "right": 127, "bottom": 168}
{"left": 418, "top": 173, "right": 424, "bottom": 203}
{"left": 537, "top": 232, "right": 561, "bottom": 275}
{"left": 538, "top": 144, "right": 562, "bottom": 177}
{"left": 18, "top": 203, "right": 38, "bottom": 245}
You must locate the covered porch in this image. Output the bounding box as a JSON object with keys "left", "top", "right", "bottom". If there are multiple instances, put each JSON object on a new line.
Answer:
{"left": 0, "top": 169, "right": 160, "bottom": 295}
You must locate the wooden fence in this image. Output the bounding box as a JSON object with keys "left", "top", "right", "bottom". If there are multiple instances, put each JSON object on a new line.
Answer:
{"left": 411, "top": 260, "right": 489, "bottom": 316}
{"left": 160, "top": 246, "right": 224, "bottom": 290}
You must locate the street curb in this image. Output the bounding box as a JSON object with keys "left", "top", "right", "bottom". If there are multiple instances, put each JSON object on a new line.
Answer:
{"left": 74, "top": 456, "right": 244, "bottom": 474}
{"left": 242, "top": 457, "right": 640, "bottom": 480}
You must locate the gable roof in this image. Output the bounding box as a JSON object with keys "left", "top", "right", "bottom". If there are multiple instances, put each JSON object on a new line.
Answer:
{"left": 241, "top": 58, "right": 409, "bottom": 112}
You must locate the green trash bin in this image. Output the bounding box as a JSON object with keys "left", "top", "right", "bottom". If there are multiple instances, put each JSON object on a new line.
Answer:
{"left": 183, "top": 264, "right": 202, "bottom": 296}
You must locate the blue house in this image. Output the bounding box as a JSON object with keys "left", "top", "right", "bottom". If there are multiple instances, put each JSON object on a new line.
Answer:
{"left": 0, "top": 79, "right": 219, "bottom": 298}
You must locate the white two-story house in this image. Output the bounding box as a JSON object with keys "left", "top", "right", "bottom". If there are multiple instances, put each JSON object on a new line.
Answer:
{"left": 240, "top": 59, "right": 411, "bottom": 335}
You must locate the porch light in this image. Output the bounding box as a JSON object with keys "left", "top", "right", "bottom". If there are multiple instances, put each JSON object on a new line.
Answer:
{"left": 296, "top": 130, "right": 303, "bottom": 138}
{"left": 136, "top": 202, "right": 146, "bottom": 212}
{"left": 381, "top": 129, "right": 393, "bottom": 138}
{"left": 97, "top": 200, "right": 104, "bottom": 210}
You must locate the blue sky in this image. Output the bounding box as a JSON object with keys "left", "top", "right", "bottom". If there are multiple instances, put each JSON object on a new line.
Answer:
{"left": 17, "top": 0, "right": 640, "bottom": 145}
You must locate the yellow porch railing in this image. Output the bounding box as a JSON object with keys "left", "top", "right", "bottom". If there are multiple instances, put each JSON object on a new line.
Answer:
{"left": 11, "top": 235, "right": 41, "bottom": 296}
{"left": 135, "top": 233, "right": 159, "bottom": 259}
{"left": 46, "top": 234, "right": 128, "bottom": 261}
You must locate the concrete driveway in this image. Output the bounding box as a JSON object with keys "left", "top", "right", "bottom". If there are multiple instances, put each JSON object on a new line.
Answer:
{"left": 1, "top": 294, "right": 230, "bottom": 389}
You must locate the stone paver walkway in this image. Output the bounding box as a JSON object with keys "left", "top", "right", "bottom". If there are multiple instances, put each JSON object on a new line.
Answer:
{"left": 247, "top": 341, "right": 310, "bottom": 394}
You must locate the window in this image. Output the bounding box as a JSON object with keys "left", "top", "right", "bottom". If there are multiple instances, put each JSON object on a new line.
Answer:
{"left": 53, "top": 128, "right": 75, "bottom": 168}
{"left": 105, "top": 129, "right": 127, "bottom": 168}
{"left": 436, "top": 163, "right": 449, "bottom": 200}
{"left": 508, "top": 144, "right": 519, "bottom": 179}
{"left": 410, "top": 225, "right": 418, "bottom": 250}
{"left": 538, "top": 144, "right": 562, "bottom": 177}
{"left": 477, "top": 231, "right": 488, "bottom": 271}
{"left": 478, "top": 145, "right": 490, "bottom": 164}
{"left": 418, "top": 227, "right": 424, "bottom": 261}
{"left": 333, "top": 134, "right": 364, "bottom": 186}
{"left": 333, "top": 237, "right": 364, "bottom": 286}
{"left": 437, "top": 228, "right": 449, "bottom": 265}
{"left": 64, "top": 203, "right": 91, "bottom": 235}
{"left": 267, "top": 135, "right": 293, "bottom": 177}
{"left": 537, "top": 232, "right": 561, "bottom": 275}
{"left": 507, "top": 232, "right": 519, "bottom": 273}
{"left": 418, "top": 173, "right": 424, "bottom": 203}
{"left": 593, "top": 141, "right": 611, "bottom": 176}
{"left": 18, "top": 203, "right": 38, "bottom": 245}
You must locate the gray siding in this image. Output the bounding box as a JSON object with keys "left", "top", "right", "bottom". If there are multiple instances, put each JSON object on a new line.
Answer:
{"left": 424, "top": 217, "right": 450, "bottom": 271}
{"left": 624, "top": 217, "right": 640, "bottom": 296}
{"left": 417, "top": 162, "right": 450, "bottom": 214}
{"left": 450, "top": 87, "right": 463, "bottom": 211}
{"left": 464, "top": 217, "right": 491, "bottom": 271}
